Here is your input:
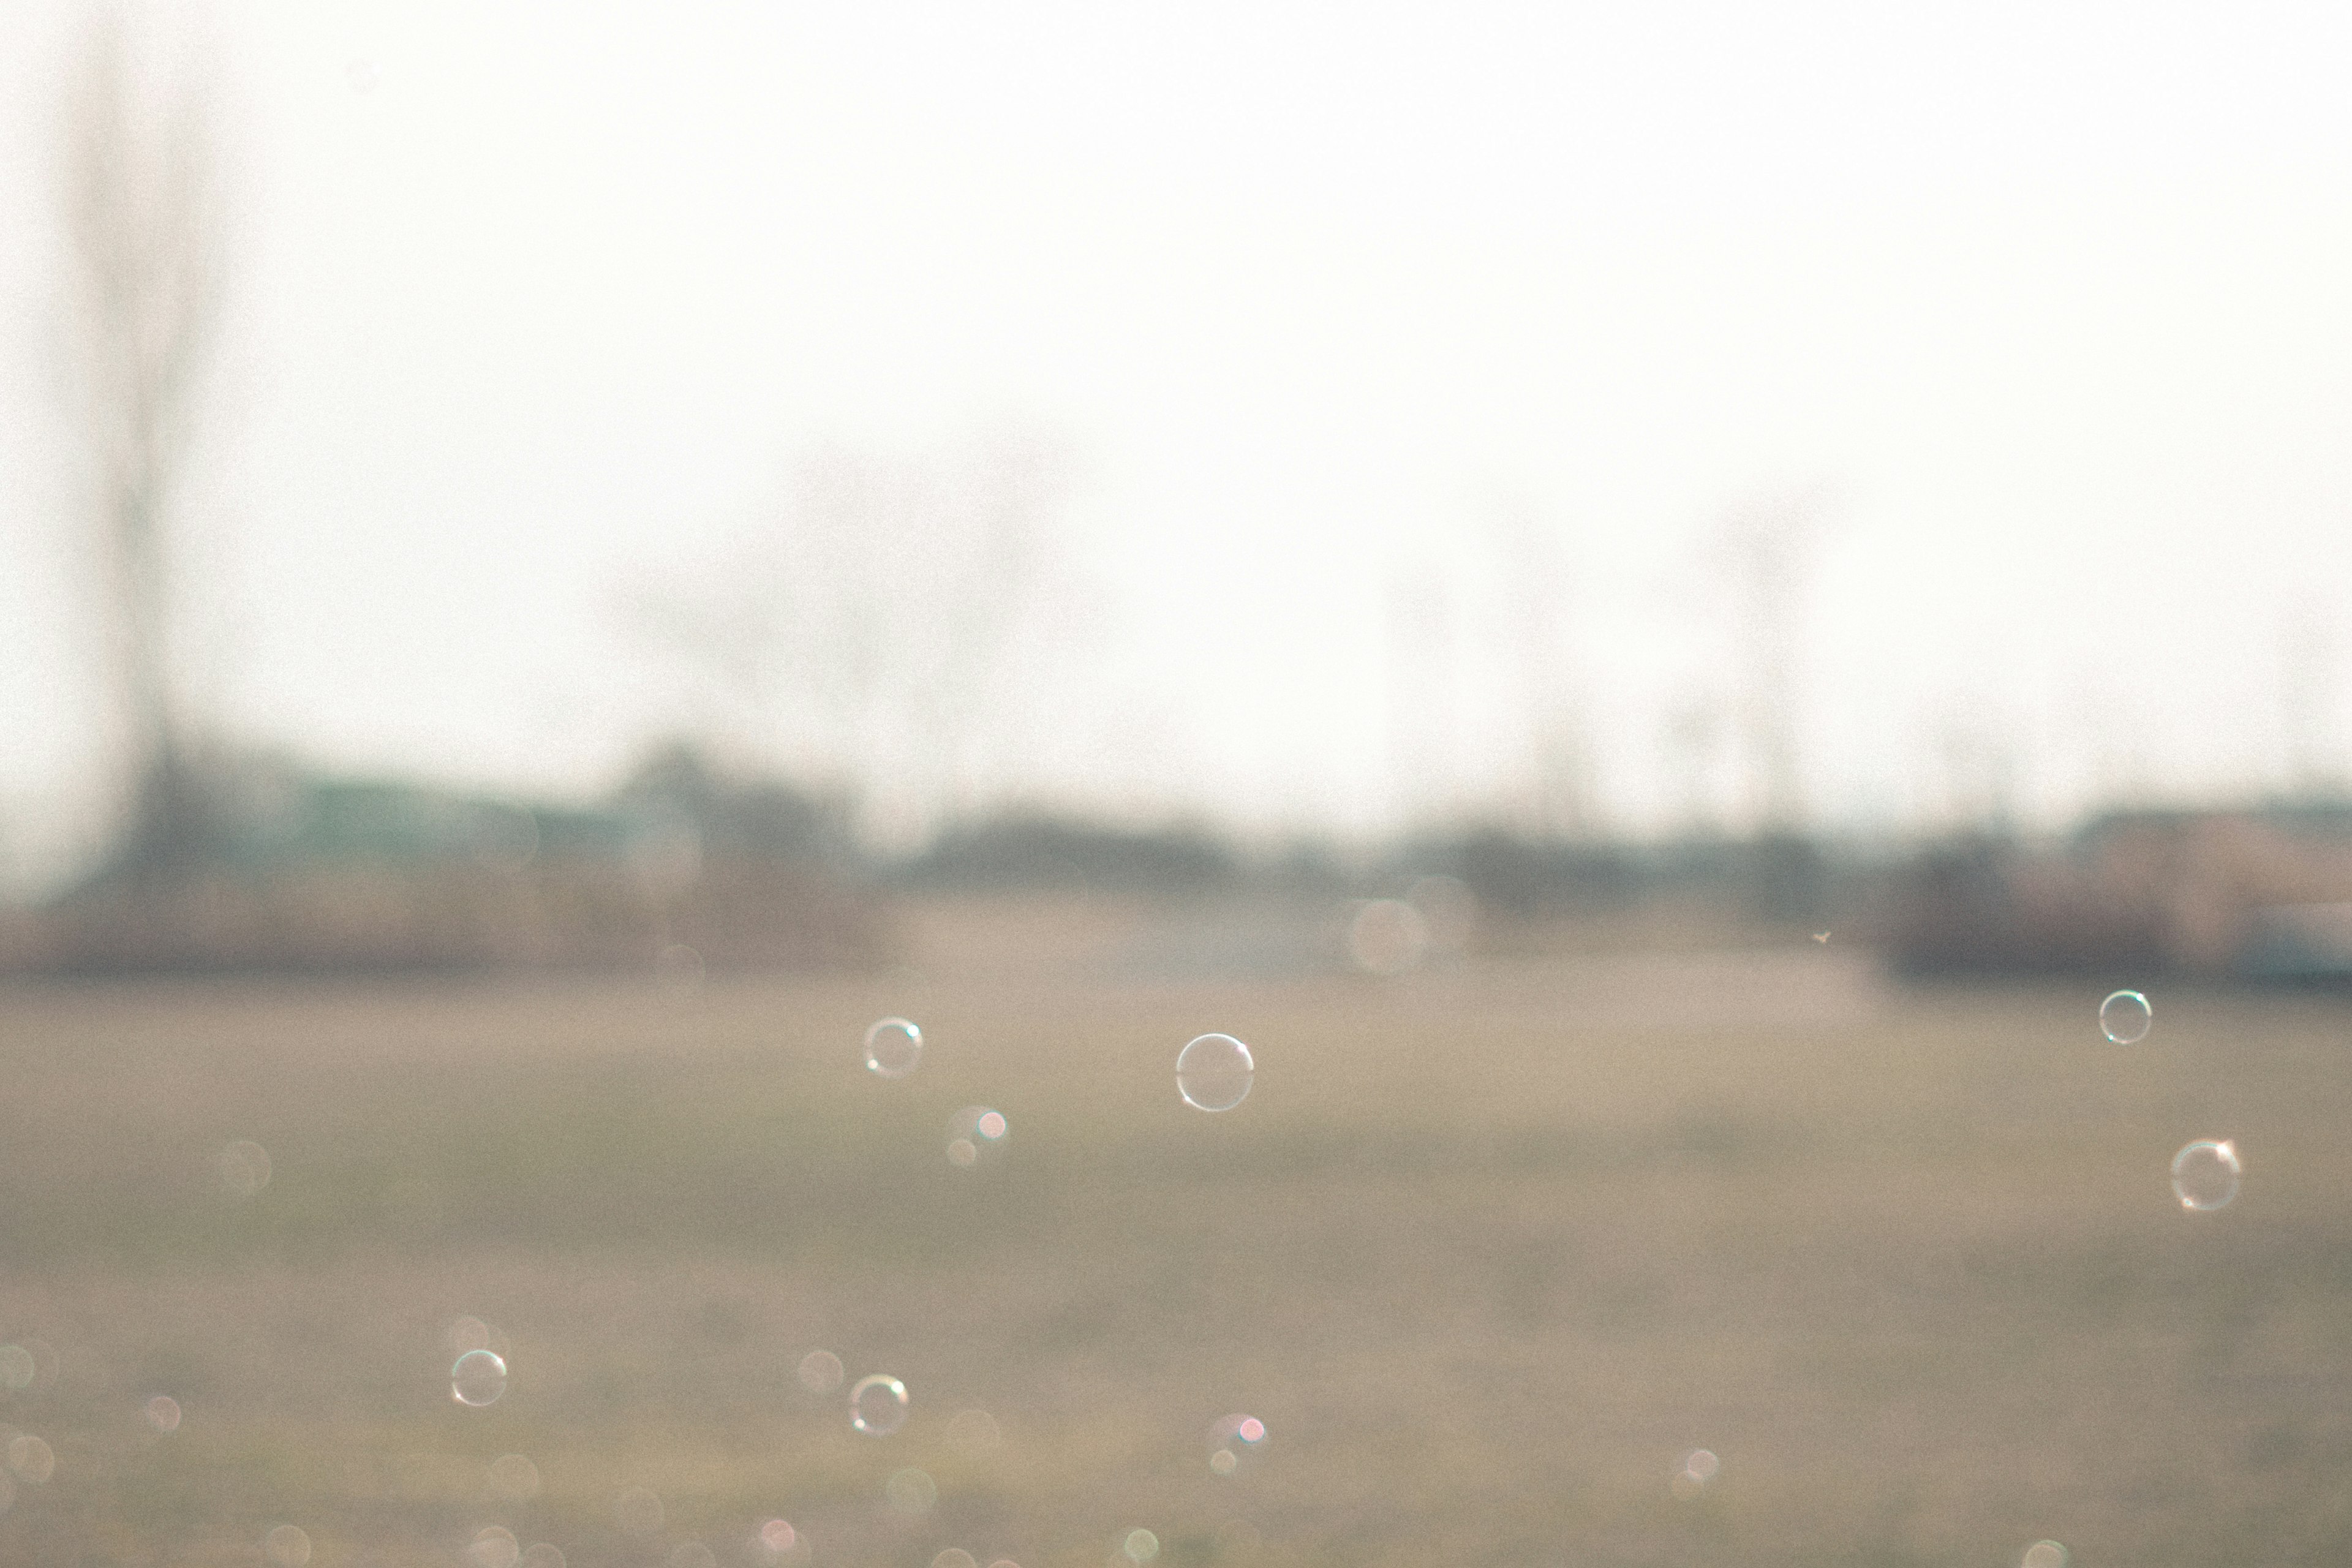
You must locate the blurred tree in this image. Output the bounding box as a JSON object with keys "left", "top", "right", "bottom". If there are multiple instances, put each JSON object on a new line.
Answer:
{"left": 58, "top": 12, "right": 226, "bottom": 877}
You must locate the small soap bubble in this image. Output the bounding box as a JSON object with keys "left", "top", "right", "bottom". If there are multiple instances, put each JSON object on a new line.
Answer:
{"left": 519, "top": 1548, "right": 567, "bottom": 1568}
{"left": 144, "top": 1395, "right": 181, "bottom": 1433}
{"left": 668, "top": 1545, "right": 717, "bottom": 1568}
{"left": 452, "top": 1349, "right": 508, "bottom": 1406}
{"left": 1208, "top": 1414, "right": 1267, "bottom": 1475}
{"left": 758, "top": 1520, "right": 801, "bottom": 1562}
{"left": 264, "top": 1525, "right": 312, "bottom": 1567}
{"left": 448, "top": 1316, "right": 493, "bottom": 1354}
{"left": 2100, "top": 989, "right": 2152, "bottom": 1044}
{"left": 468, "top": 1526, "right": 521, "bottom": 1568}
{"left": 2022, "top": 1544, "right": 2068, "bottom": 1568}
{"left": 489, "top": 1452, "right": 540, "bottom": 1500}
{"left": 948, "top": 1408, "right": 1002, "bottom": 1457}
{"left": 865, "top": 1018, "right": 923, "bottom": 1078}
{"left": 1670, "top": 1448, "right": 1718, "bottom": 1498}
{"left": 851, "top": 1373, "right": 908, "bottom": 1435}
{"left": 987, "top": 1561, "right": 1021, "bottom": 1568}
{"left": 1177, "top": 1033, "right": 1254, "bottom": 1112}
{"left": 886, "top": 1466, "right": 937, "bottom": 1513}
{"left": 947, "top": 1107, "right": 1009, "bottom": 1167}
{"left": 219, "top": 1139, "right": 273, "bottom": 1197}
{"left": 6, "top": 1435, "right": 51, "bottom": 1483}
{"left": 1122, "top": 1530, "right": 1159, "bottom": 1564}
{"left": 1348, "top": 899, "right": 1428, "bottom": 975}
{"left": 614, "top": 1486, "right": 664, "bottom": 1537}
{"left": 797, "top": 1350, "right": 843, "bottom": 1393}
{"left": 2171, "top": 1139, "right": 2242, "bottom": 1211}
{"left": 933, "top": 1551, "right": 978, "bottom": 1568}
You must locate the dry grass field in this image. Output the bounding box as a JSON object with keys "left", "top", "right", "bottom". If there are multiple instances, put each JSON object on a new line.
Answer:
{"left": 1, "top": 896, "right": 2349, "bottom": 1567}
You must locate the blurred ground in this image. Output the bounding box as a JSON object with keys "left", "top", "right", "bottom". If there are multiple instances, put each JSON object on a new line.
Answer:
{"left": 0, "top": 896, "right": 2346, "bottom": 1566}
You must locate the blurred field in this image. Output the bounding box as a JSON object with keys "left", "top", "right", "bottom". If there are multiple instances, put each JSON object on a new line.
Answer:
{"left": 1, "top": 900, "right": 2350, "bottom": 1567}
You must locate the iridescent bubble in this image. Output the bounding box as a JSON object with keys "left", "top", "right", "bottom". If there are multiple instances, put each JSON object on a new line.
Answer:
{"left": 614, "top": 1486, "right": 664, "bottom": 1537}
{"left": 6, "top": 1436, "right": 51, "bottom": 1483}
{"left": 865, "top": 1018, "right": 923, "bottom": 1078}
{"left": 264, "top": 1525, "right": 312, "bottom": 1568}
{"left": 668, "top": 1545, "right": 717, "bottom": 1568}
{"left": 933, "top": 1551, "right": 978, "bottom": 1568}
{"left": 797, "top": 1350, "right": 844, "bottom": 1393}
{"left": 757, "top": 1520, "right": 801, "bottom": 1563}
{"left": 452, "top": 1349, "right": 508, "bottom": 1406}
{"left": 2171, "top": 1139, "right": 2242, "bottom": 1211}
{"left": 519, "top": 1547, "right": 567, "bottom": 1568}
{"left": 489, "top": 1452, "right": 540, "bottom": 1501}
{"left": 144, "top": 1395, "right": 181, "bottom": 1433}
{"left": 1207, "top": 1414, "right": 1267, "bottom": 1476}
{"left": 219, "top": 1139, "right": 273, "bottom": 1198}
{"left": 850, "top": 1373, "right": 908, "bottom": 1436}
{"left": 467, "top": 1526, "right": 521, "bottom": 1568}
{"left": 2022, "top": 1543, "right": 2068, "bottom": 1568}
{"left": 886, "top": 1466, "right": 937, "bottom": 1513}
{"left": 2100, "top": 989, "right": 2152, "bottom": 1044}
{"left": 1177, "top": 1034, "right": 1254, "bottom": 1112}
{"left": 947, "top": 1408, "right": 1002, "bottom": 1457}
{"left": 1122, "top": 1530, "right": 1159, "bottom": 1564}
{"left": 948, "top": 1107, "right": 1009, "bottom": 1168}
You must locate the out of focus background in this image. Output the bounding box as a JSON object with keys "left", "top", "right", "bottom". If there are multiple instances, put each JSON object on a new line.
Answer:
{"left": 6, "top": 2, "right": 2352, "bottom": 1565}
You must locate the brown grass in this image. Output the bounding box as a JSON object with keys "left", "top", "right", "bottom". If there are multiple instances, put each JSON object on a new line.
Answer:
{"left": 0, "top": 900, "right": 2346, "bottom": 1566}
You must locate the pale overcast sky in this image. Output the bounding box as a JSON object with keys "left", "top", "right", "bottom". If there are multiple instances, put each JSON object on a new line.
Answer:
{"left": 6, "top": 1, "right": 2352, "bottom": 881}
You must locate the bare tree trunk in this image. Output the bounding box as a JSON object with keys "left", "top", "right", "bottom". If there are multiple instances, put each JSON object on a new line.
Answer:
{"left": 59, "top": 13, "right": 225, "bottom": 877}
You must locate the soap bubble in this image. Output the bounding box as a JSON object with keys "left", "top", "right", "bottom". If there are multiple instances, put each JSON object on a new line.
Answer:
{"left": 143, "top": 1395, "right": 181, "bottom": 1433}
{"left": 614, "top": 1486, "right": 664, "bottom": 1536}
{"left": 219, "top": 1139, "right": 273, "bottom": 1197}
{"left": 933, "top": 1551, "right": 978, "bottom": 1568}
{"left": 1177, "top": 1034, "right": 1254, "bottom": 1112}
{"left": 886, "top": 1467, "right": 937, "bottom": 1513}
{"left": 452, "top": 1349, "right": 508, "bottom": 1406}
{"left": 489, "top": 1452, "right": 540, "bottom": 1500}
{"left": 1208, "top": 1414, "right": 1267, "bottom": 1475}
{"left": 797, "top": 1350, "right": 844, "bottom": 1393}
{"left": 467, "top": 1526, "right": 521, "bottom": 1568}
{"left": 2100, "top": 989, "right": 2152, "bottom": 1044}
{"left": 1122, "top": 1530, "right": 1159, "bottom": 1564}
{"left": 948, "top": 1107, "right": 1009, "bottom": 1167}
{"left": 756, "top": 1520, "right": 801, "bottom": 1564}
{"left": 865, "top": 1018, "right": 923, "bottom": 1078}
{"left": 851, "top": 1374, "right": 908, "bottom": 1436}
{"left": 6, "top": 1436, "right": 51, "bottom": 1483}
{"left": 2171, "top": 1139, "right": 2242, "bottom": 1211}
{"left": 519, "top": 1548, "right": 567, "bottom": 1568}
{"left": 1348, "top": 899, "right": 1428, "bottom": 975}
{"left": 264, "top": 1525, "right": 312, "bottom": 1567}
{"left": 1670, "top": 1448, "right": 1719, "bottom": 1498}
{"left": 948, "top": 1408, "right": 1002, "bottom": 1456}
{"left": 2022, "top": 1544, "right": 2068, "bottom": 1568}
{"left": 448, "top": 1316, "right": 494, "bottom": 1354}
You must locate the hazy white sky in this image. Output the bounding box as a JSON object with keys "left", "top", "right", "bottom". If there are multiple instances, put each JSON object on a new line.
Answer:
{"left": 6, "top": 0, "right": 2352, "bottom": 878}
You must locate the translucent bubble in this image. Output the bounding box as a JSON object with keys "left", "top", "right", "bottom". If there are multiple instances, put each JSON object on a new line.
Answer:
{"left": 1123, "top": 1530, "right": 1159, "bottom": 1564}
{"left": 0, "top": 1348, "right": 31, "bottom": 1391}
{"left": 264, "top": 1525, "right": 312, "bottom": 1567}
{"left": 758, "top": 1520, "right": 801, "bottom": 1561}
{"left": 668, "top": 1545, "right": 717, "bottom": 1568}
{"left": 797, "top": 1350, "right": 844, "bottom": 1393}
{"left": 1177, "top": 1034, "right": 1254, "bottom": 1112}
{"left": 1348, "top": 899, "right": 1428, "bottom": 975}
{"left": 865, "top": 1018, "right": 923, "bottom": 1078}
{"left": 2100, "top": 989, "right": 2152, "bottom": 1044}
{"left": 468, "top": 1526, "right": 521, "bottom": 1568}
{"left": 219, "top": 1139, "right": 273, "bottom": 1198}
{"left": 886, "top": 1466, "right": 937, "bottom": 1513}
{"left": 489, "top": 1452, "right": 540, "bottom": 1500}
{"left": 850, "top": 1374, "right": 908, "bottom": 1435}
{"left": 614, "top": 1485, "right": 664, "bottom": 1536}
{"left": 2171, "top": 1139, "right": 2242, "bottom": 1211}
{"left": 933, "top": 1551, "right": 978, "bottom": 1568}
{"left": 948, "top": 1107, "right": 1009, "bottom": 1168}
{"left": 145, "top": 1395, "right": 181, "bottom": 1433}
{"left": 987, "top": 1561, "right": 1022, "bottom": 1568}
{"left": 448, "top": 1316, "right": 494, "bottom": 1354}
{"left": 948, "top": 1408, "right": 1002, "bottom": 1456}
{"left": 1208, "top": 1414, "right": 1267, "bottom": 1475}
{"left": 6, "top": 1436, "right": 51, "bottom": 1483}
{"left": 1683, "top": 1449, "right": 1719, "bottom": 1482}
{"left": 452, "top": 1349, "right": 508, "bottom": 1406}
{"left": 2022, "top": 1543, "right": 2069, "bottom": 1568}
{"left": 520, "top": 1547, "right": 567, "bottom": 1568}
